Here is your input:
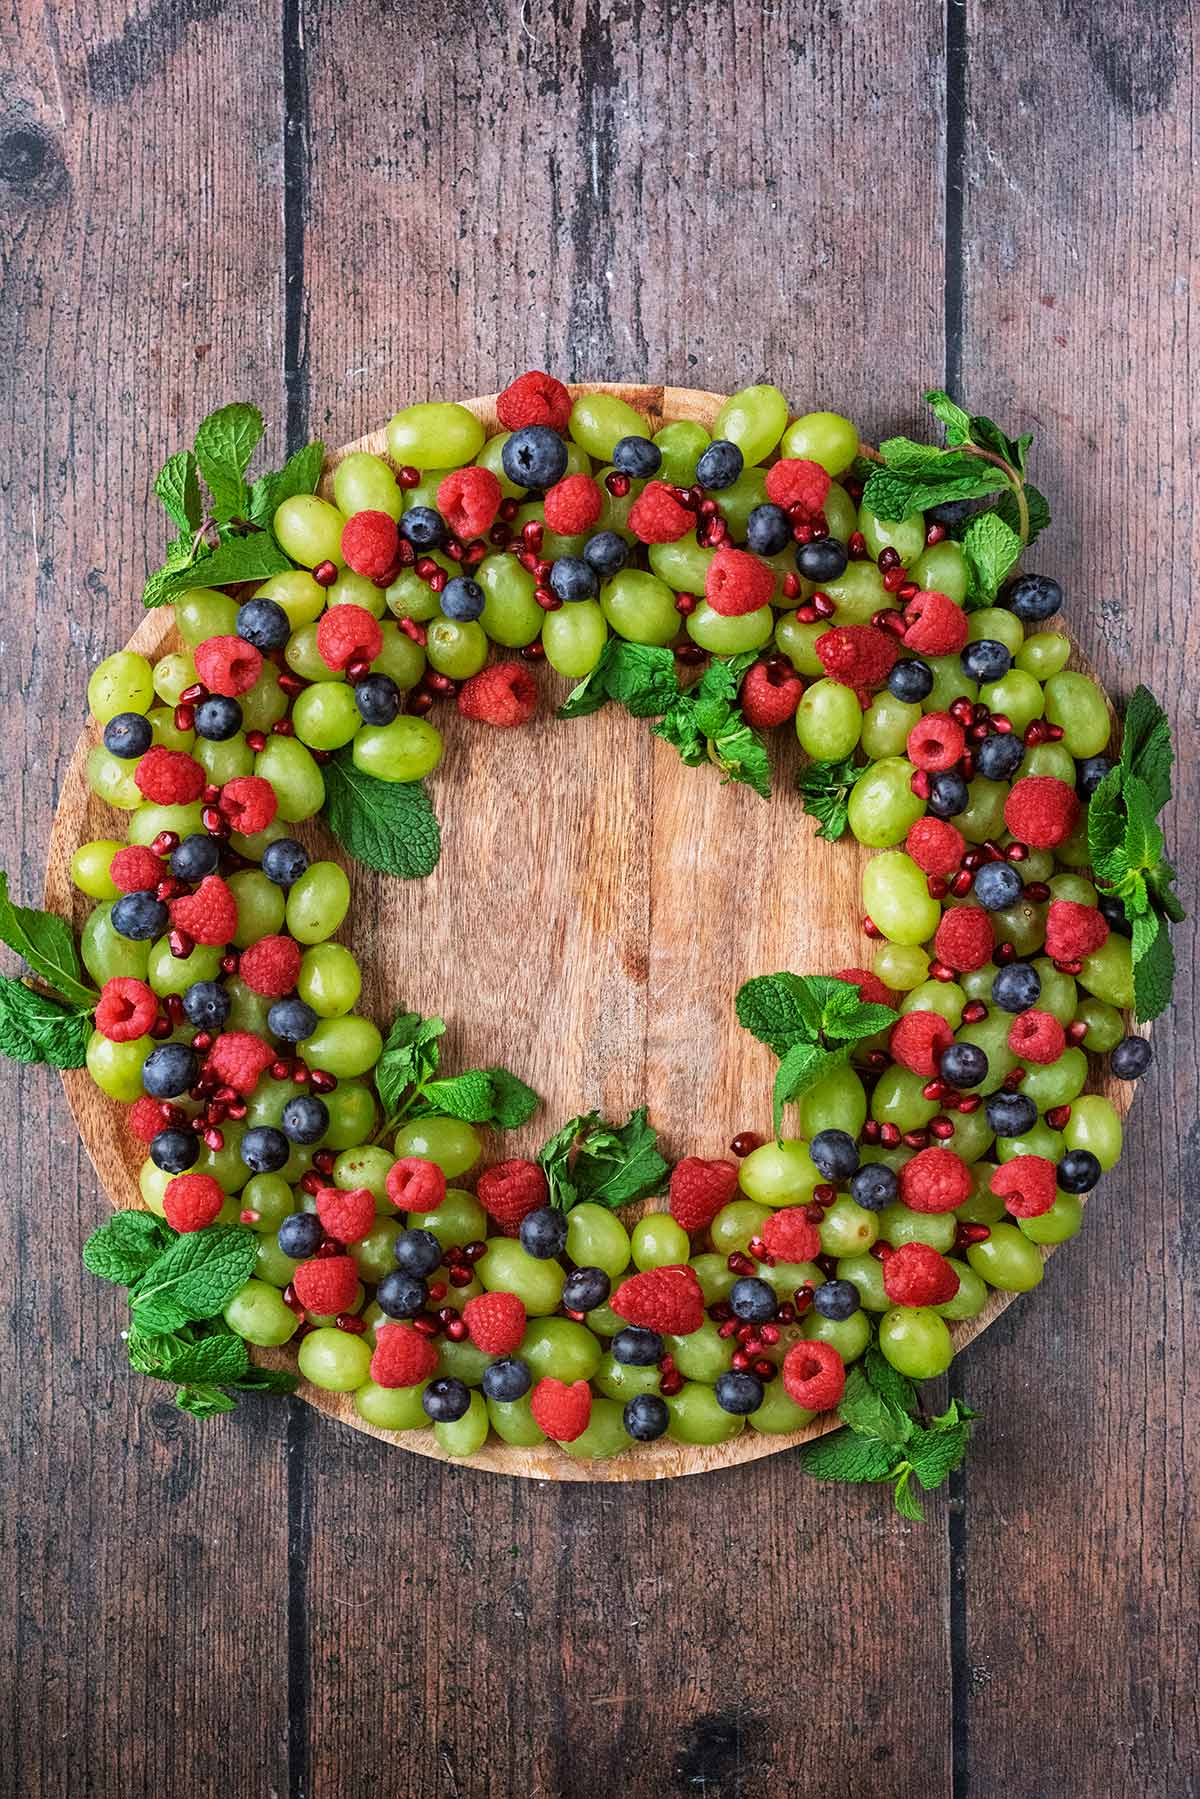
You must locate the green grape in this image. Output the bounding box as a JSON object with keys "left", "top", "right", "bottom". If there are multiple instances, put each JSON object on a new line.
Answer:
{"left": 240, "top": 673, "right": 290, "bottom": 734}
{"left": 273, "top": 495, "right": 346, "bottom": 569}
{"left": 1043, "top": 672, "right": 1110, "bottom": 757}
{"left": 1078, "top": 935, "right": 1133, "bottom": 1010}
{"left": 569, "top": 392, "right": 648, "bottom": 462}
{"left": 862, "top": 851, "right": 942, "bottom": 945}
{"left": 322, "top": 1084, "right": 377, "bottom": 1151}
{"left": 409, "top": 1187, "right": 488, "bottom": 1247}
{"left": 802, "top": 1304, "right": 871, "bottom": 1362}
{"left": 520, "top": 1318, "right": 602, "bottom": 1382}
{"left": 1015, "top": 631, "right": 1070, "bottom": 679}
{"left": 86, "top": 746, "right": 142, "bottom": 810}
{"left": 88, "top": 652, "right": 154, "bottom": 723}
{"left": 371, "top": 623, "right": 426, "bottom": 691}
{"left": 355, "top": 1379, "right": 429, "bottom": 1431}
{"left": 285, "top": 861, "right": 350, "bottom": 945}
{"left": 738, "top": 1139, "right": 820, "bottom": 1207}
{"left": 714, "top": 385, "right": 789, "bottom": 465}
{"left": 255, "top": 736, "right": 325, "bottom": 821}
{"left": 1063, "top": 1094, "right": 1122, "bottom": 1170}
{"left": 956, "top": 777, "right": 1009, "bottom": 846}
{"left": 648, "top": 538, "right": 714, "bottom": 594}
{"left": 957, "top": 1013, "right": 1017, "bottom": 1094}
{"left": 861, "top": 692, "right": 922, "bottom": 760}
{"left": 713, "top": 468, "right": 769, "bottom": 540}
{"left": 147, "top": 936, "right": 222, "bottom": 996}
{"left": 326, "top": 569, "right": 388, "bottom": 618}
{"left": 873, "top": 943, "right": 929, "bottom": 991}
{"left": 687, "top": 601, "right": 773, "bottom": 655}
{"left": 900, "top": 978, "right": 966, "bottom": 1025}
{"left": 86, "top": 1030, "right": 151, "bottom": 1101}
{"left": 749, "top": 1382, "right": 815, "bottom": 1434}
{"left": 350, "top": 1221, "right": 403, "bottom": 1284}
{"left": 436, "top": 1335, "right": 493, "bottom": 1386}
{"left": 775, "top": 613, "right": 825, "bottom": 676}
{"left": 403, "top": 469, "right": 454, "bottom": 511}
{"left": 388, "top": 402, "right": 484, "bottom": 470}
{"left": 255, "top": 1233, "right": 301, "bottom": 1288}
{"left": 329, "top": 1146, "right": 392, "bottom": 1204}
{"left": 1024, "top": 741, "right": 1076, "bottom": 784}
{"left": 992, "top": 896, "right": 1048, "bottom": 958}
{"left": 593, "top": 1353, "right": 661, "bottom": 1402}
{"left": 878, "top": 1202, "right": 956, "bottom": 1252}
{"left": 72, "top": 840, "right": 122, "bottom": 901}
{"left": 426, "top": 617, "right": 488, "bottom": 679}
{"left": 946, "top": 1106, "right": 995, "bottom": 1164}
{"left": 819, "top": 560, "right": 886, "bottom": 625}
{"left": 1019, "top": 1192, "right": 1084, "bottom": 1245}
{"left": 474, "top": 432, "right": 527, "bottom": 501}
{"left": 1073, "top": 996, "right": 1124, "bottom": 1053}
{"left": 434, "top": 1390, "right": 490, "bottom": 1456}
{"left": 224, "top": 1278, "right": 299, "bottom": 1346}
{"left": 82, "top": 902, "right": 151, "bottom": 984}
{"left": 710, "top": 1199, "right": 773, "bottom": 1253}
{"left": 780, "top": 411, "right": 860, "bottom": 476}
{"left": 1021, "top": 1049, "right": 1088, "bottom": 1111}
{"left": 689, "top": 1252, "right": 737, "bottom": 1306}
{"left": 667, "top": 1318, "right": 734, "bottom": 1383}
{"left": 956, "top": 1166, "right": 1007, "bottom": 1223}
{"left": 292, "top": 682, "right": 362, "bottom": 751}
{"left": 487, "top": 1393, "right": 547, "bottom": 1446}
{"left": 298, "top": 943, "right": 361, "bottom": 1018}
{"left": 871, "top": 1067, "right": 938, "bottom": 1135}
{"left": 297, "top": 1325, "right": 372, "bottom": 1391}
{"left": 153, "top": 651, "right": 198, "bottom": 706}
{"left": 796, "top": 678, "right": 862, "bottom": 759}
{"left": 934, "top": 1257, "right": 989, "bottom": 1320}
{"left": 966, "top": 606, "right": 1024, "bottom": 654}
{"left": 822, "top": 482, "right": 858, "bottom": 543}
{"left": 667, "top": 1380, "right": 745, "bottom": 1445}
{"left": 474, "top": 552, "right": 542, "bottom": 647}
{"left": 296, "top": 1012, "right": 381, "bottom": 1078}
{"left": 477, "top": 1238, "right": 565, "bottom": 1316}
{"left": 139, "top": 1160, "right": 171, "bottom": 1216}
{"left": 966, "top": 1222, "right": 1043, "bottom": 1291}
{"left": 1048, "top": 872, "right": 1097, "bottom": 907}
{"left": 244, "top": 1075, "right": 293, "bottom": 1130}
{"left": 562, "top": 1395, "right": 628, "bottom": 1461}
{"left": 817, "top": 1197, "right": 878, "bottom": 1258}
{"left": 225, "top": 975, "right": 272, "bottom": 1036}
{"left": 194, "top": 736, "right": 254, "bottom": 785}
{"left": 980, "top": 669, "right": 1043, "bottom": 736}
{"left": 924, "top": 655, "right": 977, "bottom": 713}
{"left": 240, "top": 1172, "right": 293, "bottom": 1232}
{"left": 995, "top": 1123, "right": 1064, "bottom": 1165}
{"left": 759, "top": 1259, "right": 822, "bottom": 1301}
{"left": 565, "top": 1203, "right": 631, "bottom": 1279}
{"left": 1031, "top": 955, "right": 1079, "bottom": 1023}
{"left": 392, "top": 1115, "right": 480, "bottom": 1178}
{"left": 593, "top": 467, "right": 643, "bottom": 542}
{"left": 175, "top": 588, "right": 241, "bottom": 646}
{"left": 542, "top": 601, "right": 608, "bottom": 677}
{"left": 859, "top": 505, "right": 926, "bottom": 567}
{"left": 353, "top": 716, "right": 442, "bottom": 783}
{"left": 227, "top": 870, "right": 284, "bottom": 948}
{"left": 254, "top": 569, "right": 327, "bottom": 630}
{"left": 584, "top": 1299, "right": 624, "bottom": 1337}
{"left": 836, "top": 1252, "right": 889, "bottom": 1312}
{"left": 286, "top": 623, "right": 344, "bottom": 685}
{"left": 333, "top": 450, "right": 404, "bottom": 520}
{"left": 385, "top": 568, "right": 444, "bottom": 624}
{"left": 1054, "top": 815, "right": 1093, "bottom": 870}
{"left": 799, "top": 1063, "right": 868, "bottom": 1140}
{"left": 879, "top": 1305, "right": 953, "bottom": 1378}
{"left": 653, "top": 419, "right": 709, "bottom": 486}
{"left": 912, "top": 540, "right": 968, "bottom": 604}
{"left": 600, "top": 570, "right": 679, "bottom": 646}
{"left": 631, "top": 1213, "right": 691, "bottom": 1270}
{"left": 194, "top": 1125, "right": 252, "bottom": 1193}
{"left": 847, "top": 755, "right": 926, "bottom": 847}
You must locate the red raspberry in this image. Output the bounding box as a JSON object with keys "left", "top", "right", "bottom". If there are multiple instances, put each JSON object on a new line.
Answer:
{"left": 206, "top": 1031, "right": 275, "bottom": 1095}
{"left": 668, "top": 1158, "right": 739, "bottom": 1233}
{"left": 194, "top": 635, "right": 263, "bottom": 698}
{"left": 833, "top": 967, "right": 897, "bottom": 1009}
{"left": 705, "top": 546, "right": 775, "bottom": 617}
{"left": 170, "top": 874, "right": 239, "bottom": 947}
{"left": 292, "top": 1254, "right": 359, "bottom": 1316}
{"left": 315, "top": 1185, "right": 376, "bottom": 1245}
{"left": 530, "top": 1377, "right": 592, "bottom": 1442}
{"left": 1003, "top": 776, "right": 1080, "bottom": 850}
{"left": 906, "top": 817, "right": 966, "bottom": 877}
{"left": 463, "top": 1290, "right": 527, "bottom": 1355}
{"left": 627, "top": 480, "right": 695, "bottom": 544}
{"left": 437, "top": 466, "right": 503, "bottom": 540}
{"left": 95, "top": 977, "right": 157, "bottom": 1043}
{"left": 907, "top": 711, "right": 967, "bottom": 771}
{"left": 239, "top": 935, "right": 302, "bottom": 998}
{"left": 218, "top": 775, "right": 278, "bottom": 836}
{"left": 889, "top": 1010, "right": 955, "bottom": 1077}
{"left": 128, "top": 1094, "right": 168, "bottom": 1143}
{"left": 458, "top": 662, "right": 538, "bottom": 728}
{"left": 163, "top": 1173, "right": 225, "bottom": 1233}
{"left": 902, "top": 589, "right": 969, "bottom": 656}
{"left": 134, "top": 745, "right": 206, "bottom": 805}
{"left": 341, "top": 510, "right": 400, "bottom": 582}
{"left": 1044, "top": 898, "right": 1109, "bottom": 963}
{"left": 899, "top": 1146, "right": 971, "bottom": 1213}
{"left": 764, "top": 458, "right": 832, "bottom": 517}
{"left": 370, "top": 1322, "right": 439, "bottom": 1388}
{"left": 542, "top": 473, "right": 603, "bottom": 536}
{"left": 883, "top": 1241, "right": 960, "bottom": 1307}
{"left": 1008, "top": 1009, "right": 1067, "bottom": 1065}
{"left": 934, "top": 905, "right": 994, "bottom": 974}
{"left": 760, "top": 1207, "right": 821, "bottom": 1263}
{"left": 611, "top": 1265, "right": 705, "bottom": 1336}
{"left": 815, "top": 625, "right": 900, "bottom": 689}
{"left": 476, "top": 1159, "right": 548, "bottom": 1234}
{"left": 385, "top": 1157, "right": 447, "bottom": 1213}
{"left": 109, "top": 845, "right": 164, "bottom": 893}
{"left": 316, "top": 603, "right": 384, "bottom": 674}
{"left": 496, "top": 370, "right": 572, "bottom": 433}
{"left": 782, "top": 1339, "right": 845, "bottom": 1412}
{"left": 740, "top": 661, "right": 804, "bottom": 729}
{"left": 990, "top": 1155, "right": 1058, "bottom": 1218}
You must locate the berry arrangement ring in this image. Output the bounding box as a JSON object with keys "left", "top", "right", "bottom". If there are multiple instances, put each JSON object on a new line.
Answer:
{"left": 14, "top": 379, "right": 1180, "bottom": 1503}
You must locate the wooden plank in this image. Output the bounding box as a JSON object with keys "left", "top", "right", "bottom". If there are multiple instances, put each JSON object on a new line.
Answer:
{"left": 952, "top": 7, "right": 1200, "bottom": 1794}
{"left": 0, "top": 8, "right": 292, "bottom": 1795}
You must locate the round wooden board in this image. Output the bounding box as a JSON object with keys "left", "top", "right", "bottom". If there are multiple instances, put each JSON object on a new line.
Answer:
{"left": 46, "top": 384, "right": 1141, "bottom": 1481}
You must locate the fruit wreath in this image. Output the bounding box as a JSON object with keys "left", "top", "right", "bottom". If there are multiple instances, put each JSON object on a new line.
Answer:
{"left": 3, "top": 377, "right": 1182, "bottom": 1510}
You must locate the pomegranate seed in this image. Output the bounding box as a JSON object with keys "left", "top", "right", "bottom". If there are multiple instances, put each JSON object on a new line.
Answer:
{"left": 803, "top": 1203, "right": 824, "bottom": 1223}
{"left": 1003, "top": 1067, "right": 1027, "bottom": 1088}
{"left": 149, "top": 1016, "right": 172, "bottom": 1040}
{"left": 995, "top": 942, "right": 1017, "bottom": 965}
{"left": 796, "top": 604, "right": 818, "bottom": 623}
{"left": 408, "top": 688, "right": 435, "bottom": 716}
{"left": 813, "top": 593, "right": 835, "bottom": 619}
{"left": 675, "top": 643, "right": 707, "bottom": 665}
{"left": 534, "top": 587, "right": 560, "bottom": 612}
{"left": 896, "top": 581, "right": 919, "bottom": 602}
{"left": 957, "top": 1094, "right": 982, "bottom": 1114}
{"left": 911, "top": 770, "right": 932, "bottom": 800}
{"left": 727, "top": 1251, "right": 756, "bottom": 1276}
{"left": 929, "top": 1117, "right": 955, "bottom": 1141}
{"left": 930, "top": 960, "right": 956, "bottom": 982}
{"left": 519, "top": 641, "right": 547, "bottom": 662}
{"left": 813, "top": 1184, "right": 837, "bottom": 1207}
{"left": 167, "top": 928, "right": 194, "bottom": 960}
{"left": 747, "top": 1235, "right": 770, "bottom": 1263}
{"left": 962, "top": 1000, "right": 988, "bottom": 1024}
{"left": 951, "top": 869, "right": 974, "bottom": 897}
{"left": 659, "top": 1370, "right": 683, "bottom": 1396}
{"left": 299, "top": 1170, "right": 322, "bottom": 1195}
{"left": 717, "top": 1318, "right": 738, "bottom": 1339}
{"left": 605, "top": 472, "right": 631, "bottom": 498}
{"left": 412, "top": 1315, "right": 441, "bottom": 1338}
{"left": 848, "top": 531, "right": 868, "bottom": 558}
{"left": 1054, "top": 958, "right": 1083, "bottom": 976}
{"left": 880, "top": 1123, "right": 901, "bottom": 1147}
{"left": 949, "top": 697, "right": 975, "bottom": 727}
{"left": 150, "top": 831, "right": 180, "bottom": 857}
{"left": 674, "top": 593, "right": 698, "bottom": 616}
{"left": 866, "top": 1049, "right": 889, "bottom": 1072}
{"left": 759, "top": 1323, "right": 780, "bottom": 1346}
{"left": 927, "top": 874, "right": 949, "bottom": 899}
{"left": 878, "top": 547, "right": 901, "bottom": 573}
{"left": 309, "top": 1069, "right": 336, "bottom": 1094}
{"left": 1046, "top": 1104, "right": 1073, "bottom": 1129}
{"left": 1066, "top": 1019, "right": 1089, "bottom": 1045}
{"left": 201, "top": 1126, "right": 224, "bottom": 1151}
{"left": 173, "top": 703, "right": 195, "bottom": 733}
{"left": 923, "top": 1078, "right": 949, "bottom": 1102}
{"left": 335, "top": 1314, "right": 366, "bottom": 1335}
{"left": 277, "top": 671, "right": 307, "bottom": 696}
{"left": 863, "top": 915, "right": 883, "bottom": 939}
{"left": 782, "top": 573, "right": 801, "bottom": 600}
{"left": 882, "top": 567, "right": 907, "bottom": 593}
{"left": 926, "top": 523, "right": 947, "bottom": 545}
{"left": 861, "top": 1120, "right": 882, "bottom": 1144}
{"left": 731, "top": 1348, "right": 751, "bottom": 1372}
{"left": 399, "top": 619, "right": 427, "bottom": 646}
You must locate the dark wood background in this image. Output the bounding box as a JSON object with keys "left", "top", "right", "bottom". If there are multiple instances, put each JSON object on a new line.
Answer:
{"left": 1, "top": 2, "right": 1196, "bottom": 1794}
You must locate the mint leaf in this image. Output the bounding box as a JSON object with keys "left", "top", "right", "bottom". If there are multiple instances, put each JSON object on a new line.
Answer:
{"left": 154, "top": 451, "right": 202, "bottom": 535}
{"left": 773, "top": 1042, "right": 848, "bottom": 1137}
{"left": 83, "top": 1210, "right": 172, "bottom": 1286}
{"left": 602, "top": 643, "right": 680, "bottom": 718}
{"left": 908, "top": 1415, "right": 973, "bottom": 1490}
{"left": 1087, "top": 765, "right": 1127, "bottom": 876}
{"left": 1133, "top": 911, "right": 1174, "bottom": 1022}
{"left": 735, "top": 971, "right": 822, "bottom": 1054}
{"left": 484, "top": 1066, "right": 541, "bottom": 1129}
{"left": 653, "top": 696, "right": 708, "bottom": 766}
{"left": 0, "top": 872, "right": 96, "bottom": 1007}
{"left": 923, "top": 390, "right": 973, "bottom": 445}
{"left": 176, "top": 1383, "right": 238, "bottom": 1418}
{"left": 1120, "top": 685, "right": 1173, "bottom": 811}
{"left": 572, "top": 1107, "right": 668, "bottom": 1211}
{"left": 798, "top": 757, "right": 866, "bottom": 841}
{"left": 142, "top": 533, "right": 203, "bottom": 609}
{"left": 993, "top": 481, "right": 1050, "bottom": 546}
{"left": 876, "top": 436, "right": 948, "bottom": 474}
{"left": 127, "top": 1325, "right": 250, "bottom": 1384}
{"left": 891, "top": 1462, "right": 925, "bottom": 1520}
{"left": 862, "top": 1345, "right": 918, "bottom": 1416}
{"left": 231, "top": 1364, "right": 300, "bottom": 1394}
{"left": 863, "top": 465, "right": 1004, "bottom": 522}
{"left": 148, "top": 533, "right": 293, "bottom": 606}
{"left": 194, "top": 402, "right": 264, "bottom": 522}
{"left": 1122, "top": 776, "right": 1164, "bottom": 874}
{"left": 416, "top": 1069, "right": 496, "bottom": 1124}
{"left": 557, "top": 641, "right": 619, "bottom": 720}
{"left": 131, "top": 1226, "right": 259, "bottom": 1333}
{"left": 375, "top": 1010, "right": 444, "bottom": 1115}
{"left": 248, "top": 441, "right": 326, "bottom": 527}
{"left": 537, "top": 1111, "right": 602, "bottom": 1210}
{"left": 322, "top": 753, "right": 440, "bottom": 880}
{"left": 966, "top": 414, "right": 1023, "bottom": 469}
{"left": 837, "top": 1364, "right": 913, "bottom": 1447}
{"left": 0, "top": 977, "right": 91, "bottom": 1067}
{"left": 798, "top": 1430, "right": 896, "bottom": 1482}
{"left": 961, "top": 510, "right": 1022, "bottom": 609}
{"left": 710, "top": 710, "right": 771, "bottom": 798}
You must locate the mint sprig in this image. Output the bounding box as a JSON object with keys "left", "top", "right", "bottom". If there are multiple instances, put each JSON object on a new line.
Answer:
{"left": 797, "top": 756, "right": 868, "bottom": 841}
{"left": 736, "top": 972, "right": 895, "bottom": 1135}
{"left": 558, "top": 639, "right": 680, "bottom": 721}
{"left": 321, "top": 751, "right": 441, "bottom": 879}
{"left": 653, "top": 653, "right": 771, "bottom": 798}
{"left": 538, "top": 1108, "right": 668, "bottom": 1213}
{"left": 0, "top": 977, "right": 91, "bottom": 1068}
{"left": 373, "top": 1005, "right": 540, "bottom": 1136}
{"left": 0, "top": 871, "right": 98, "bottom": 1009}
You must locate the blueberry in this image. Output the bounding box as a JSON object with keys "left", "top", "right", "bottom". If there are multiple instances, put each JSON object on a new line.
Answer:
{"left": 991, "top": 961, "right": 1041, "bottom": 1013}
{"left": 795, "top": 537, "right": 849, "bottom": 583}
{"left": 1111, "top": 1034, "right": 1153, "bottom": 1080}
{"left": 440, "top": 576, "right": 486, "bottom": 622}
{"left": 1077, "top": 755, "right": 1114, "bottom": 799}
{"left": 623, "top": 1393, "right": 670, "bottom": 1440}
{"left": 422, "top": 1377, "right": 471, "bottom": 1423}
{"left": 482, "top": 1357, "right": 532, "bottom": 1402}
{"left": 562, "top": 1266, "right": 611, "bottom": 1312}
{"left": 182, "top": 979, "right": 231, "bottom": 1030}
{"left": 194, "top": 695, "right": 243, "bottom": 741}
{"left": 975, "top": 732, "right": 1025, "bottom": 781}
{"left": 926, "top": 498, "right": 976, "bottom": 527}
{"left": 281, "top": 1094, "right": 329, "bottom": 1144}
{"left": 103, "top": 711, "right": 153, "bottom": 759}
{"left": 278, "top": 1211, "right": 326, "bottom": 1260}
{"left": 548, "top": 556, "right": 598, "bottom": 603}
{"left": 973, "top": 861, "right": 1024, "bottom": 910}
{"left": 612, "top": 1326, "right": 663, "bottom": 1366}
{"left": 398, "top": 506, "right": 445, "bottom": 549}
{"left": 729, "top": 1276, "right": 777, "bottom": 1323}
{"left": 939, "top": 1042, "right": 989, "bottom": 1090}
{"left": 888, "top": 658, "right": 934, "bottom": 703}
{"left": 695, "top": 439, "right": 744, "bottom": 490}
{"left": 961, "top": 639, "right": 1012, "bottom": 683}
{"left": 149, "top": 1128, "right": 199, "bottom": 1173}
{"left": 985, "top": 1090, "right": 1039, "bottom": 1138}
{"left": 583, "top": 531, "right": 628, "bottom": 578}
{"left": 240, "top": 1126, "right": 290, "bottom": 1174}
{"left": 376, "top": 1268, "right": 428, "bottom": 1318}
{"left": 111, "top": 892, "right": 169, "bottom": 940}
{"left": 141, "top": 1043, "right": 199, "bottom": 1099}
{"left": 171, "top": 833, "right": 221, "bottom": 881}
{"left": 850, "top": 1163, "right": 898, "bottom": 1211}
{"left": 714, "top": 1370, "right": 764, "bottom": 1415}
{"left": 394, "top": 1228, "right": 442, "bottom": 1277}
{"left": 268, "top": 997, "right": 319, "bottom": 1043}
{"left": 809, "top": 1128, "right": 859, "bottom": 1181}
{"left": 812, "top": 1278, "right": 861, "bottom": 1321}
{"left": 501, "top": 426, "right": 568, "bottom": 491}
{"left": 1098, "top": 893, "right": 1132, "bottom": 938}
{"left": 518, "top": 1206, "right": 569, "bottom": 1259}
{"left": 928, "top": 770, "right": 970, "bottom": 818}
{"left": 353, "top": 673, "right": 401, "bottom": 726}
{"left": 1003, "top": 573, "right": 1062, "bottom": 622}
{"left": 261, "top": 838, "right": 310, "bottom": 887}
{"left": 1057, "top": 1149, "right": 1102, "bottom": 1193}
{"left": 612, "top": 435, "right": 662, "bottom": 478}
{"left": 236, "top": 597, "right": 291, "bottom": 652}
{"left": 746, "top": 503, "right": 792, "bottom": 556}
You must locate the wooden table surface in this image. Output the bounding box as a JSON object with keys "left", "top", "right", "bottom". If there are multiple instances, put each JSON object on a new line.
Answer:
{"left": 1, "top": 3, "right": 1196, "bottom": 1795}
